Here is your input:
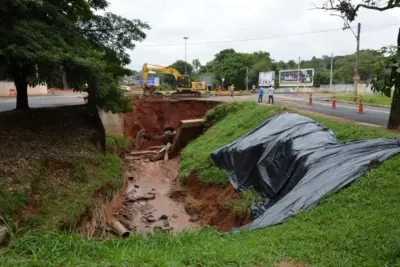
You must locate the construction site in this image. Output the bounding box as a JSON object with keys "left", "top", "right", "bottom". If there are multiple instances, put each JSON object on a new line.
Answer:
{"left": 1, "top": 0, "right": 400, "bottom": 266}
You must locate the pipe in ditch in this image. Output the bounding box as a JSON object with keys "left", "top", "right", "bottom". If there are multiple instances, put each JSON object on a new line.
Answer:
{"left": 108, "top": 220, "right": 130, "bottom": 239}
{"left": 135, "top": 129, "right": 145, "bottom": 149}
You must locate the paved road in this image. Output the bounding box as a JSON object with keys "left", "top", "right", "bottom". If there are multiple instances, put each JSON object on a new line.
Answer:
{"left": 0, "top": 93, "right": 390, "bottom": 127}
{"left": 202, "top": 93, "right": 390, "bottom": 127}
{"left": 0, "top": 96, "right": 85, "bottom": 112}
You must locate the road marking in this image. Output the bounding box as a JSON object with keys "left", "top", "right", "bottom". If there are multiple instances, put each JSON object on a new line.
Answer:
{"left": 276, "top": 96, "right": 390, "bottom": 114}
{"left": 0, "top": 99, "right": 16, "bottom": 103}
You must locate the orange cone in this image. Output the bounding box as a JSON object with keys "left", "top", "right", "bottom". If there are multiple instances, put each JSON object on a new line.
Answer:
{"left": 358, "top": 96, "right": 364, "bottom": 113}
{"left": 332, "top": 93, "right": 336, "bottom": 109}
{"left": 309, "top": 92, "right": 313, "bottom": 105}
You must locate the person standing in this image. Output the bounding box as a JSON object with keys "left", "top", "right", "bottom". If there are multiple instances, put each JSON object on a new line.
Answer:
{"left": 258, "top": 87, "right": 265, "bottom": 103}
{"left": 230, "top": 84, "right": 235, "bottom": 97}
{"left": 268, "top": 85, "right": 275, "bottom": 104}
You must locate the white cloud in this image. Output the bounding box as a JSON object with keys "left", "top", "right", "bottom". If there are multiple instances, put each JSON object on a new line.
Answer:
{"left": 106, "top": 0, "right": 400, "bottom": 70}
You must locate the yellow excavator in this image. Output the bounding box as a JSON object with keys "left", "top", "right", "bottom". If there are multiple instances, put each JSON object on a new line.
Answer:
{"left": 142, "top": 63, "right": 205, "bottom": 97}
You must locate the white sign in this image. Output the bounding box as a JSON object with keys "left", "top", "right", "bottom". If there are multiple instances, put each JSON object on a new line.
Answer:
{"left": 258, "top": 72, "right": 275, "bottom": 87}
{"left": 279, "top": 69, "right": 314, "bottom": 87}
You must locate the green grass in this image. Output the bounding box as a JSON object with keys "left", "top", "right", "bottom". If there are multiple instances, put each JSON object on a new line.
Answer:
{"left": 0, "top": 150, "right": 123, "bottom": 232}
{"left": 22, "top": 152, "right": 123, "bottom": 231}
{"left": 180, "top": 102, "right": 286, "bottom": 185}
{"left": 335, "top": 94, "right": 392, "bottom": 107}
{"left": 225, "top": 189, "right": 261, "bottom": 214}
{"left": 106, "top": 134, "right": 130, "bottom": 154}
{"left": 1, "top": 102, "right": 400, "bottom": 266}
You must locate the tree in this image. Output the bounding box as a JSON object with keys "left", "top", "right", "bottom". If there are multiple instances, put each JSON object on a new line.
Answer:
{"left": 0, "top": 0, "right": 149, "bottom": 111}
{"left": 192, "top": 59, "right": 201, "bottom": 72}
{"left": 316, "top": 0, "right": 400, "bottom": 129}
{"left": 287, "top": 60, "right": 297, "bottom": 69}
{"left": 249, "top": 60, "right": 272, "bottom": 87}
{"left": 371, "top": 41, "right": 400, "bottom": 129}
{"left": 207, "top": 49, "right": 273, "bottom": 89}
{"left": 333, "top": 50, "right": 384, "bottom": 83}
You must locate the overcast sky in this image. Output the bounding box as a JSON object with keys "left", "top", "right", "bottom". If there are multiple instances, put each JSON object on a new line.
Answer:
{"left": 106, "top": 0, "right": 400, "bottom": 71}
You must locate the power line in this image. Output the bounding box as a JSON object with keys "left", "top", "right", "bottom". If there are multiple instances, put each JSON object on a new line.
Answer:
{"left": 139, "top": 22, "right": 400, "bottom": 48}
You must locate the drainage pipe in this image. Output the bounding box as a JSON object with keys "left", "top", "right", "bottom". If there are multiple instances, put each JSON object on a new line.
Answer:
{"left": 108, "top": 220, "right": 130, "bottom": 238}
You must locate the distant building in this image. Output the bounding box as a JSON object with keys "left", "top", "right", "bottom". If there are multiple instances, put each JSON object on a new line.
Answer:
{"left": 121, "top": 76, "right": 140, "bottom": 87}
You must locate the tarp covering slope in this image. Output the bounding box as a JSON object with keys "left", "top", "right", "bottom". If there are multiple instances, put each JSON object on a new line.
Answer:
{"left": 210, "top": 112, "right": 400, "bottom": 232}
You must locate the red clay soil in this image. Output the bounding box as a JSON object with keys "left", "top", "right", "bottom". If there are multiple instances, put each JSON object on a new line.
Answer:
{"left": 124, "top": 99, "right": 220, "bottom": 140}
{"left": 184, "top": 173, "right": 252, "bottom": 232}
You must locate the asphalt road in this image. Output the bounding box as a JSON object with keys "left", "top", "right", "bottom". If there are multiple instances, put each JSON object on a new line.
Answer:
{"left": 0, "top": 96, "right": 85, "bottom": 112}
{"left": 0, "top": 93, "right": 390, "bottom": 126}
{"left": 202, "top": 93, "right": 390, "bottom": 127}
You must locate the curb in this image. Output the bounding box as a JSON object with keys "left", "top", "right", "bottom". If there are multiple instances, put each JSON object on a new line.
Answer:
{"left": 320, "top": 99, "right": 390, "bottom": 109}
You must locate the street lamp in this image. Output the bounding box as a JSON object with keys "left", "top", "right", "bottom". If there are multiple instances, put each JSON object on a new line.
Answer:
{"left": 183, "top": 37, "right": 189, "bottom": 75}
{"left": 222, "top": 77, "right": 225, "bottom": 90}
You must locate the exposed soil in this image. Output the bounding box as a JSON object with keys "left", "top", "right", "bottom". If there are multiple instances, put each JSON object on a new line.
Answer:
{"left": 274, "top": 260, "right": 309, "bottom": 267}
{"left": 107, "top": 99, "right": 250, "bottom": 234}
{"left": 124, "top": 99, "right": 220, "bottom": 145}
{"left": 182, "top": 173, "right": 252, "bottom": 232}
{"left": 107, "top": 157, "right": 198, "bottom": 234}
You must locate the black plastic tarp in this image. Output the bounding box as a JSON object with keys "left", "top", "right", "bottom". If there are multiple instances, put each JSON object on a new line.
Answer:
{"left": 210, "top": 112, "right": 400, "bottom": 232}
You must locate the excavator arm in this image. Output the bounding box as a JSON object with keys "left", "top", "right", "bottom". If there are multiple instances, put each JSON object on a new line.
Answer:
{"left": 142, "top": 63, "right": 186, "bottom": 87}
{"left": 141, "top": 63, "right": 202, "bottom": 97}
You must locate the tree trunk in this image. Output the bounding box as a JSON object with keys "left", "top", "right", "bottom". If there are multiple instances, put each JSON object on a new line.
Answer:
{"left": 387, "top": 28, "right": 400, "bottom": 129}
{"left": 61, "top": 71, "right": 68, "bottom": 90}
{"left": 387, "top": 88, "right": 400, "bottom": 129}
{"left": 14, "top": 76, "right": 29, "bottom": 110}
{"left": 11, "top": 65, "right": 30, "bottom": 110}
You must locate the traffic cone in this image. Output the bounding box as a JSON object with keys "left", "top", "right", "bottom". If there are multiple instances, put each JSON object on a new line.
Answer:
{"left": 332, "top": 93, "right": 336, "bottom": 109}
{"left": 358, "top": 96, "right": 364, "bottom": 113}
{"left": 309, "top": 92, "right": 313, "bottom": 105}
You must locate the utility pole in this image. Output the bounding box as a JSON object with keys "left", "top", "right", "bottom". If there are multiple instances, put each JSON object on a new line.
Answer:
{"left": 183, "top": 37, "right": 189, "bottom": 75}
{"left": 246, "top": 67, "right": 249, "bottom": 91}
{"left": 353, "top": 23, "right": 361, "bottom": 101}
{"left": 296, "top": 56, "right": 300, "bottom": 92}
{"left": 330, "top": 53, "right": 333, "bottom": 91}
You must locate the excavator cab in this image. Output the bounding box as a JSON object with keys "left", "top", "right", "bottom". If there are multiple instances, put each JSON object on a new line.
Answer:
{"left": 177, "top": 76, "right": 190, "bottom": 89}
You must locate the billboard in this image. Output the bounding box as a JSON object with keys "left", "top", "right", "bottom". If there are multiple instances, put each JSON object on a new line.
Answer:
{"left": 258, "top": 72, "right": 275, "bottom": 87}
{"left": 139, "top": 77, "right": 160, "bottom": 86}
{"left": 279, "top": 69, "right": 314, "bottom": 87}
{"left": 200, "top": 75, "right": 213, "bottom": 87}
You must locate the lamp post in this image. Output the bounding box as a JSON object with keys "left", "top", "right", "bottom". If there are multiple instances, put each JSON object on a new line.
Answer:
{"left": 183, "top": 37, "right": 189, "bottom": 75}
{"left": 296, "top": 56, "right": 300, "bottom": 92}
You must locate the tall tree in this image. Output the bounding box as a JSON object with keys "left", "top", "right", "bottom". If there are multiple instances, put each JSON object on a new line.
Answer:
{"left": 192, "top": 59, "right": 201, "bottom": 72}
{"left": 316, "top": 0, "right": 400, "bottom": 129}
{"left": 0, "top": 0, "right": 149, "bottom": 111}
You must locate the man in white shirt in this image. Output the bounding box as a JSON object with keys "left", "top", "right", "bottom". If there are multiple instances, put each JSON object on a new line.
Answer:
{"left": 268, "top": 85, "right": 274, "bottom": 104}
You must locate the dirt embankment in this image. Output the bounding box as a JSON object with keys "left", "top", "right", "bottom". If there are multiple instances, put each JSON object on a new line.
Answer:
{"left": 124, "top": 99, "right": 220, "bottom": 141}
{"left": 182, "top": 173, "right": 251, "bottom": 232}
{"left": 0, "top": 106, "right": 108, "bottom": 230}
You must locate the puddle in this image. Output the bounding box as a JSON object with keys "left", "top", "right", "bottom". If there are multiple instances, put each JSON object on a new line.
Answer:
{"left": 110, "top": 157, "right": 198, "bottom": 234}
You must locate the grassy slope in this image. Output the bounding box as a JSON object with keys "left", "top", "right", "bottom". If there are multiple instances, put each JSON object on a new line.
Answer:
{"left": 2, "top": 102, "right": 400, "bottom": 266}
{"left": 0, "top": 107, "right": 125, "bottom": 231}
{"left": 335, "top": 94, "right": 392, "bottom": 107}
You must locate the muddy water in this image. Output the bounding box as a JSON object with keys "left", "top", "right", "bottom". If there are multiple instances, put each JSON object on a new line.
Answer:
{"left": 113, "top": 158, "right": 198, "bottom": 233}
